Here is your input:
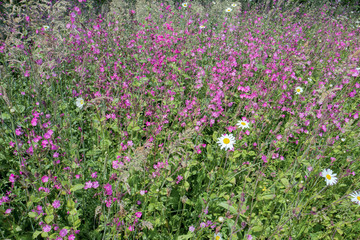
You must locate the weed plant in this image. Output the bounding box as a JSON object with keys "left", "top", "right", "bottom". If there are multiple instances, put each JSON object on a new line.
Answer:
{"left": 0, "top": 0, "right": 360, "bottom": 239}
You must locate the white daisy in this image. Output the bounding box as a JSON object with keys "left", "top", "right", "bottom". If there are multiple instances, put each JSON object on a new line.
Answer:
{"left": 217, "top": 134, "right": 236, "bottom": 150}
{"left": 321, "top": 169, "right": 338, "bottom": 186}
{"left": 231, "top": 3, "right": 237, "bottom": 7}
{"left": 350, "top": 191, "right": 360, "bottom": 205}
{"left": 295, "top": 86, "right": 303, "bottom": 94}
{"left": 43, "top": 25, "right": 50, "bottom": 31}
{"left": 200, "top": 25, "right": 206, "bottom": 29}
{"left": 214, "top": 233, "right": 222, "bottom": 240}
{"left": 236, "top": 120, "right": 250, "bottom": 129}
{"left": 76, "top": 98, "right": 85, "bottom": 109}
{"left": 182, "top": 2, "right": 188, "bottom": 7}
{"left": 225, "top": 8, "right": 232, "bottom": 12}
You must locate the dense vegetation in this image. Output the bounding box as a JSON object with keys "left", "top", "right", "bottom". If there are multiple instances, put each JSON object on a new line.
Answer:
{"left": 1, "top": 0, "right": 360, "bottom": 239}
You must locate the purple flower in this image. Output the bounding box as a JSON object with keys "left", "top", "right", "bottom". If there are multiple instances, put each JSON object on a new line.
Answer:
{"left": 189, "top": 225, "right": 195, "bottom": 232}
{"left": 5, "top": 208, "right": 12, "bottom": 214}
{"left": 135, "top": 212, "right": 142, "bottom": 218}
{"left": 42, "top": 224, "right": 51, "bottom": 232}
{"left": 59, "top": 228, "right": 68, "bottom": 237}
{"left": 92, "top": 181, "right": 99, "bottom": 189}
{"left": 52, "top": 200, "right": 61, "bottom": 209}
{"left": 84, "top": 181, "right": 93, "bottom": 190}
{"left": 41, "top": 176, "right": 49, "bottom": 183}
{"left": 68, "top": 234, "right": 75, "bottom": 240}
{"left": 91, "top": 172, "right": 97, "bottom": 178}
{"left": 200, "top": 222, "right": 206, "bottom": 228}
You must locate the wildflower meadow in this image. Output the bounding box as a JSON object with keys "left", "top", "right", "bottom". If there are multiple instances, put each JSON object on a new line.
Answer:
{"left": 1, "top": 0, "right": 360, "bottom": 239}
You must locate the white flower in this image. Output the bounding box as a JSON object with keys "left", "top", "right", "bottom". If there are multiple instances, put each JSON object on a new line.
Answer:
{"left": 356, "top": 67, "right": 360, "bottom": 72}
{"left": 350, "top": 191, "right": 360, "bottom": 205}
{"left": 225, "top": 8, "right": 232, "bottom": 12}
{"left": 43, "top": 25, "right": 50, "bottom": 31}
{"left": 308, "top": 78, "right": 313, "bottom": 82}
{"left": 231, "top": 3, "right": 237, "bottom": 7}
{"left": 200, "top": 25, "right": 206, "bottom": 29}
{"left": 330, "top": 84, "right": 333, "bottom": 87}
{"left": 341, "top": 138, "right": 346, "bottom": 142}
{"left": 236, "top": 120, "right": 250, "bottom": 129}
{"left": 214, "top": 233, "right": 222, "bottom": 240}
{"left": 321, "top": 169, "right": 338, "bottom": 186}
{"left": 212, "top": 1, "right": 216, "bottom": 4}
{"left": 218, "top": 216, "right": 225, "bottom": 223}
{"left": 217, "top": 134, "right": 236, "bottom": 150}
{"left": 182, "top": 2, "right": 188, "bottom": 7}
{"left": 76, "top": 98, "right": 85, "bottom": 109}
{"left": 295, "top": 86, "right": 303, "bottom": 94}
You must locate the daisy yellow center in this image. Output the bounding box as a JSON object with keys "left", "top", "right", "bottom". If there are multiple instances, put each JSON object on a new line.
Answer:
{"left": 184, "top": 4, "right": 187, "bottom": 6}
{"left": 241, "top": 122, "right": 246, "bottom": 125}
{"left": 216, "top": 236, "right": 221, "bottom": 240}
{"left": 357, "top": 196, "right": 360, "bottom": 201}
{"left": 326, "top": 174, "right": 331, "bottom": 180}
{"left": 297, "top": 89, "right": 301, "bottom": 92}
{"left": 223, "top": 138, "right": 230, "bottom": 144}
{"left": 80, "top": 100, "right": 84, "bottom": 104}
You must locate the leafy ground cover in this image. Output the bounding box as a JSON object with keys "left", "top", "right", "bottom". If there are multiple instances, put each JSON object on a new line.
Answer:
{"left": 1, "top": 0, "right": 360, "bottom": 239}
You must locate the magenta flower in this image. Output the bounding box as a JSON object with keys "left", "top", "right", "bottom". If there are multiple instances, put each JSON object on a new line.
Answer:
{"left": 42, "top": 224, "right": 51, "bottom": 232}
{"left": 52, "top": 200, "right": 61, "bottom": 209}
{"left": 92, "top": 181, "right": 99, "bottom": 188}
{"left": 135, "top": 212, "right": 142, "bottom": 218}
{"left": 91, "top": 172, "right": 97, "bottom": 178}
{"left": 84, "top": 181, "right": 93, "bottom": 190}
{"left": 31, "top": 118, "right": 38, "bottom": 126}
{"left": 68, "top": 234, "right": 75, "bottom": 240}
{"left": 59, "top": 228, "right": 68, "bottom": 237}
{"left": 41, "top": 176, "right": 49, "bottom": 183}
{"left": 5, "top": 208, "right": 12, "bottom": 214}
{"left": 128, "top": 225, "right": 134, "bottom": 231}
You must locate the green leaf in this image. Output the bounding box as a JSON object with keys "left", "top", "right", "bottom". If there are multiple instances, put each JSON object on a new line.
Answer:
{"left": 259, "top": 194, "right": 276, "bottom": 200}
{"left": 16, "top": 105, "right": 25, "bottom": 113}
{"left": 1, "top": 112, "right": 10, "bottom": 120}
{"left": 41, "top": 232, "right": 48, "bottom": 238}
{"left": 218, "top": 202, "right": 238, "bottom": 215}
{"left": 45, "top": 214, "right": 54, "bottom": 224}
{"left": 132, "top": 126, "right": 140, "bottom": 131}
{"left": 70, "top": 184, "right": 84, "bottom": 192}
{"left": 178, "top": 233, "right": 194, "bottom": 240}
{"left": 184, "top": 181, "right": 190, "bottom": 191}
{"left": 280, "top": 178, "right": 290, "bottom": 187}
{"left": 252, "top": 225, "right": 263, "bottom": 232}
{"left": 28, "top": 212, "right": 37, "bottom": 218}
{"left": 33, "top": 230, "right": 42, "bottom": 239}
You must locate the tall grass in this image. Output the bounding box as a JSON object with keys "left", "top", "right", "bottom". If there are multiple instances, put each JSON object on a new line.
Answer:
{"left": 0, "top": 0, "right": 360, "bottom": 239}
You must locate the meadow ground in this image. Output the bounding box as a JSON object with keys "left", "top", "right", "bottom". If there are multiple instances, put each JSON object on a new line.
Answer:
{"left": 1, "top": 0, "right": 360, "bottom": 239}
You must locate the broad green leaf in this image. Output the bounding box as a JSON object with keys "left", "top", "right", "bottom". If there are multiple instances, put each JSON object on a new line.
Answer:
{"left": 45, "top": 214, "right": 54, "bottom": 224}
{"left": 70, "top": 184, "right": 84, "bottom": 192}
{"left": 252, "top": 225, "right": 263, "bottom": 232}
{"left": 28, "top": 212, "right": 37, "bottom": 218}
{"left": 33, "top": 230, "right": 42, "bottom": 239}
